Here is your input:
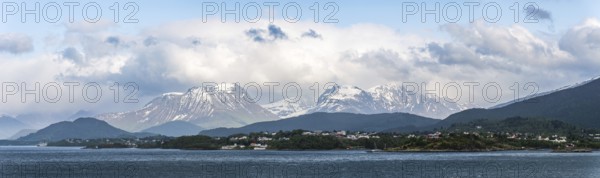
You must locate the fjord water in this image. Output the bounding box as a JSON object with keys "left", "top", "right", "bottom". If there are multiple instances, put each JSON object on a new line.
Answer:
{"left": 0, "top": 146, "right": 599, "bottom": 177}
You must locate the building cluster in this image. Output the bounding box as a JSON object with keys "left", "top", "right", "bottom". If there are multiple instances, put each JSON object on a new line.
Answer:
{"left": 401, "top": 131, "right": 575, "bottom": 144}
{"left": 498, "top": 132, "right": 568, "bottom": 142}
{"left": 300, "top": 130, "right": 380, "bottom": 140}
{"left": 221, "top": 130, "right": 383, "bottom": 150}
{"left": 220, "top": 143, "right": 268, "bottom": 150}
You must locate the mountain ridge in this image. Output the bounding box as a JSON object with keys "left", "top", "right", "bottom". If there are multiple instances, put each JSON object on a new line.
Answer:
{"left": 435, "top": 77, "right": 600, "bottom": 129}
{"left": 199, "top": 112, "right": 439, "bottom": 137}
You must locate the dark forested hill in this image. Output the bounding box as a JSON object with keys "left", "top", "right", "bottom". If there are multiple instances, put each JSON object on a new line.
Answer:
{"left": 200, "top": 112, "right": 439, "bottom": 137}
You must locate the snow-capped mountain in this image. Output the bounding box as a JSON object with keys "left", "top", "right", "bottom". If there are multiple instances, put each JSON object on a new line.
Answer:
{"left": 308, "top": 85, "right": 380, "bottom": 114}
{"left": 261, "top": 99, "right": 311, "bottom": 118}
{"left": 287, "top": 84, "right": 470, "bottom": 119}
{"left": 368, "top": 83, "right": 469, "bottom": 118}
{"left": 97, "top": 84, "right": 280, "bottom": 132}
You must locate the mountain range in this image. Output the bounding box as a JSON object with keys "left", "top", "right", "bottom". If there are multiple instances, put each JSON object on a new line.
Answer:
{"left": 9, "top": 76, "right": 600, "bottom": 140}
{"left": 272, "top": 84, "right": 471, "bottom": 119}
{"left": 97, "top": 84, "right": 280, "bottom": 132}
{"left": 206, "top": 77, "right": 600, "bottom": 135}
{"left": 94, "top": 82, "right": 469, "bottom": 134}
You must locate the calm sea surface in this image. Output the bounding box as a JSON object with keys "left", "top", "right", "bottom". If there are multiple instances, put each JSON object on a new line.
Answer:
{"left": 0, "top": 146, "right": 599, "bottom": 177}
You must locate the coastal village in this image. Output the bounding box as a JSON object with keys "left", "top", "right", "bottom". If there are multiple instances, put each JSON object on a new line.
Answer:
{"left": 48, "top": 129, "right": 600, "bottom": 151}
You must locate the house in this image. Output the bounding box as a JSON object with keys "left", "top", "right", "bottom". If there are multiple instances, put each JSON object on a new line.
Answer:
{"left": 221, "top": 143, "right": 239, "bottom": 150}
{"left": 427, "top": 132, "right": 442, "bottom": 139}
{"left": 250, "top": 143, "right": 268, "bottom": 150}
{"left": 258, "top": 137, "right": 272, "bottom": 141}
{"left": 548, "top": 135, "right": 567, "bottom": 143}
{"left": 357, "top": 135, "right": 369, "bottom": 139}
{"left": 302, "top": 131, "right": 315, "bottom": 135}
{"left": 229, "top": 136, "right": 248, "bottom": 141}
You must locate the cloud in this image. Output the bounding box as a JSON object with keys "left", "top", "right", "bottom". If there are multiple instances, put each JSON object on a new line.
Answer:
{"left": 59, "top": 19, "right": 595, "bottom": 102}
{"left": 2, "top": 18, "right": 600, "bottom": 115}
{"left": 342, "top": 49, "right": 410, "bottom": 80}
{"left": 427, "top": 42, "right": 482, "bottom": 67}
{"left": 525, "top": 8, "right": 554, "bottom": 31}
{"left": 62, "top": 47, "right": 85, "bottom": 64}
{"left": 302, "top": 29, "right": 322, "bottom": 39}
{"left": 559, "top": 18, "right": 600, "bottom": 72}
{"left": 526, "top": 8, "right": 553, "bottom": 22}
{"left": 246, "top": 28, "right": 266, "bottom": 42}
{"left": 268, "top": 24, "right": 287, "bottom": 40}
{"left": 106, "top": 36, "right": 120, "bottom": 46}
{"left": 438, "top": 21, "right": 569, "bottom": 68}
{"left": 0, "top": 33, "right": 34, "bottom": 54}
{"left": 143, "top": 36, "right": 158, "bottom": 46}
{"left": 189, "top": 37, "right": 201, "bottom": 46}
{"left": 246, "top": 24, "right": 288, "bottom": 42}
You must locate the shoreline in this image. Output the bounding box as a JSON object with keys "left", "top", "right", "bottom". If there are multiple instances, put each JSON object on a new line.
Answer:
{"left": 2, "top": 145, "right": 597, "bottom": 153}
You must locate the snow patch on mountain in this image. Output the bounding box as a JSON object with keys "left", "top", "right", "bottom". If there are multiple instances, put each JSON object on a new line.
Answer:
{"left": 261, "top": 99, "right": 311, "bottom": 118}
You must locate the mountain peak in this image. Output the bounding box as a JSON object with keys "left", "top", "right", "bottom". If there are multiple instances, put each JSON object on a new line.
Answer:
{"left": 317, "top": 84, "right": 372, "bottom": 104}
{"left": 18, "top": 117, "right": 133, "bottom": 141}
{"left": 187, "top": 83, "right": 243, "bottom": 94}
{"left": 73, "top": 117, "right": 104, "bottom": 123}
{"left": 369, "top": 83, "right": 402, "bottom": 90}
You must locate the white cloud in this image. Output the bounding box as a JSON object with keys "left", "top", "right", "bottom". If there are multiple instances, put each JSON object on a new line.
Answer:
{"left": 0, "top": 33, "right": 34, "bottom": 54}
{"left": 559, "top": 18, "right": 600, "bottom": 69}
{"left": 1, "top": 18, "right": 600, "bottom": 116}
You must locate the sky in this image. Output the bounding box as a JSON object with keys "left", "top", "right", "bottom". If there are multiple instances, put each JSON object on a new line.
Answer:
{"left": 0, "top": 0, "right": 599, "bottom": 118}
